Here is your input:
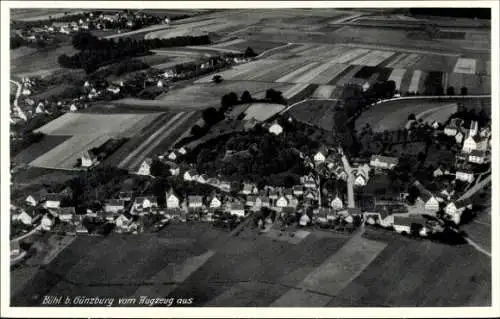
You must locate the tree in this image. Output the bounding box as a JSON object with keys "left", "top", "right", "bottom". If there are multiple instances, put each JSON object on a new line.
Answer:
{"left": 461, "top": 86, "right": 468, "bottom": 96}
{"left": 408, "top": 113, "right": 416, "bottom": 121}
{"left": 190, "top": 124, "right": 204, "bottom": 137}
{"left": 202, "top": 107, "right": 221, "bottom": 126}
{"left": 150, "top": 159, "right": 170, "bottom": 177}
{"left": 212, "top": 74, "right": 223, "bottom": 83}
{"left": 240, "top": 90, "right": 253, "bottom": 103}
{"left": 244, "top": 46, "right": 258, "bottom": 58}
{"left": 446, "top": 86, "right": 455, "bottom": 95}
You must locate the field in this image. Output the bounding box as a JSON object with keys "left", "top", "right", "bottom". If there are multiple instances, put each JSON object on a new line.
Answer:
{"left": 25, "top": 112, "right": 162, "bottom": 170}
{"left": 355, "top": 97, "right": 490, "bottom": 132}
{"left": 327, "top": 229, "right": 491, "bottom": 306}
{"left": 243, "top": 103, "right": 285, "bottom": 122}
{"left": 11, "top": 223, "right": 491, "bottom": 307}
{"left": 11, "top": 45, "right": 77, "bottom": 78}
{"left": 13, "top": 135, "right": 71, "bottom": 165}
{"left": 11, "top": 9, "right": 87, "bottom": 21}
{"left": 284, "top": 99, "right": 341, "bottom": 131}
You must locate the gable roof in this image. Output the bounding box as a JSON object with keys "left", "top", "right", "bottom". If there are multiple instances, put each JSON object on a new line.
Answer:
{"left": 231, "top": 202, "right": 244, "bottom": 210}
{"left": 414, "top": 181, "right": 435, "bottom": 203}
{"left": 188, "top": 195, "right": 203, "bottom": 203}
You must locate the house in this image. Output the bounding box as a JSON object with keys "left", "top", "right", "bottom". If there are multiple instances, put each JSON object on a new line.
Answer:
{"left": 115, "top": 212, "right": 132, "bottom": 229}
{"left": 69, "top": 103, "right": 78, "bottom": 112}
{"left": 219, "top": 180, "right": 232, "bottom": 192}
{"left": 245, "top": 195, "right": 257, "bottom": 207}
{"left": 241, "top": 183, "right": 258, "bottom": 195}
{"left": 257, "top": 196, "right": 271, "bottom": 208}
{"left": 137, "top": 158, "right": 153, "bottom": 176}
{"left": 455, "top": 131, "right": 464, "bottom": 144}
{"left": 431, "top": 120, "right": 441, "bottom": 129}
{"left": 178, "top": 147, "right": 187, "bottom": 155}
{"left": 45, "top": 194, "right": 63, "bottom": 209}
{"left": 331, "top": 196, "right": 343, "bottom": 210}
{"left": 133, "top": 196, "right": 158, "bottom": 213}
{"left": 169, "top": 166, "right": 180, "bottom": 176}
{"left": 300, "top": 175, "right": 317, "bottom": 189}
{"left": 444, "top": 120, "right": 459, "bottom": 136}
{"left": 207, "top": 177, "right": 220, "bottom": 187}
{"left": 41, "top": 214, "right": 54, "bottom": 231}
{"left": 268, "top": 122, "right": 283, "bottom": 136}
{"left": 276, "top": 195, "right": 288, "bottom": 208}
{"left": 479, "top": 127, "right": 491, "bottom": 138}
{"left": 444, "top": 202, "right": 462, "bottom": 224}
{"left": 166, "top": 189, "right": 180, "bottom": 209}
{"left": 415, "top": 182, "right": 439, "bottom": 213}
{"left": 104, "top": 199, "right": 126, "bottom": 213}
{"left": 292, "top": 185, "right": 304, "bottom": 197}
{"left": 81, "top": 151, "right": 97, "bottom": 167}
{"left": 462, "top": 134, "right": 488, "bottom": 154}
{"left": 456, "top": 169, "right": 475, "bottom": 183}
{"left": 313, "top": 147, "right": 328, "bottom": 163}
{"left": 370, "top": 155, "right": 399, "bottom": 170}
{"left": 468, "top": 150, "right": 487, "bottom": 164}
{"left": 230, "top": 203, "right": 245, "bottom": 217}
{"left": 209, "top": 195, "right": 222, "bottom": 209}
{"left": 58, "top": 207, "right": 75, "bottom": 223}
{"left": 354, "top": 174, "right": 368, "bottom": 187}
{"left": 12, "top": 208, "right": 34, "bottom": 225}
{"left": 433, "top": 167, "right": 444, "bottom": 177}
{"left": 197, "top": 174, "right": 208, "bottom": 184}
{"left": 285, "top": 195, "right": 299, "bottom": 208}
{"left": 334, "top": 167, "right": 347, "bottom": 180}
{"left": 183, "top": 170, "right": 197, "bottom": 182}
{"left": 393, "top": 215, "right": 426, "bottom": 234}
{"left": 11, "top": 241, "right": 21, "bottom": 256}
{"left": 157, "top": 80, "right": 164, "bottom": 88}
{"left": 25, "top": 194, "right": 40, "bottom": 207}
{"left": 167, "top": 151, "right": 177, "bottom": 161}
{"left": 304, "top": 189, "right": 317, "bottom": 201}
{"left": 188, "top": 196, "right": 203, "bottom": 210}
{"left": 299, "top": 213, "right": 311, "bottom": 226}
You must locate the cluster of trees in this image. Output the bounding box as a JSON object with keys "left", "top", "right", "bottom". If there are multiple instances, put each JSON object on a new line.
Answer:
{"left": 93, "top": 58, "right": 150, "bottom": 78}
{"left": 58, "top": 32, "right": 210, "bottom": 73}
{"left": 10, "top": 132, "right": 45, "bottom": 157}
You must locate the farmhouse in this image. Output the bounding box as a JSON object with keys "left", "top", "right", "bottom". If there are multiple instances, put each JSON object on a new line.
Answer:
{"left": 370, "top": 155, "right": 399, "bottom": 170}
{"left": 268, "top": 122, "right": 283, "bottom": 136}
{"left": 104, "top": 199, "right": 126, "bottom": 213}
{"left": 58, "top": 207, "right": 76, "bottom": 223}
{"left": 354, "top": 173, "right": 368, "bottom": 187}
{"left": 299, "top": 213, "right": 311, "bottom": 226}
{"left": 456, "top": 169, "right": 475, "bottom": 183}
{"left": 12, "top": 208, "right": 34, "bottom": 226}
{"left": 433, "top": 167, "right": 444, "bottom": 177}
{"left": 241, "top": 183, "right": 258, "bottom": 195}
{"left": 257, "top": 196, "right": 271, "bottom": 208}
{"left": 166, "top": 189, "right": 180, "bottom": 209}
{"left": 415, "top": 182, "right": 439, "bottom": 213}
{"left": 304, "top": 189, "right": 317, "bottom": 201}
{"left": 168, "top": 151, "right": 177, "bottom": 161}
{"left": 363, "top": 208, "right": 394, "bottom": 227}
{"left": 300, "top": 175, "right": 317, "bottom": 189}
{"left": 313, "top": 147, "right": 328, "bottom": 163}
{"left": 276, "top": 195, "right": 289, "bottom": 208}
{"left": 115, "top": 212, "right": 133, "bottom": 229}
{"left": 25, "top": 194, "right": 42, "bottom": 207}
{"left": 41, "top": 214, "right": 55, "bottom": 231}
{"left": 133, "top": 196, "right": 158, "bottom": 214}
{"left": 137, "top": 158, "right": 153, "bottom": 176}
{"left": 462, "top": 135, "right": 488, "bottom": 154}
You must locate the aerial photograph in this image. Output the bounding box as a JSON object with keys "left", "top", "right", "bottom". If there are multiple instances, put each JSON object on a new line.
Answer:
{"left": 6, "top": 4, "right": 492, "bottom": 310}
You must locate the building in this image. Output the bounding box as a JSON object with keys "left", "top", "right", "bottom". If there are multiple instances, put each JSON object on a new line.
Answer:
{"left": 292, "top": 185, "right": 304, "bottom": 197}
{"left": 444, "top": 202, "right": 462, "bottom": 225}
{"left": 41, "top": 214, "right": 55, "bottom": 231}
{"left": 415, "top": 182, "right": 439, "bottom": 213}
{"left": 25, "top": 194, "right": 40, "bottom": 207}
{"left": 12, "top": 208, "right": 34, "bottom": 225}
{"left": 44, "top": 194, "right": 63, "bottom": 209}
{"left": 58, "top": 207, "right": 76, "bottom": 223}
{"left": 433, "top": 167, "right": 444, "bottom": 177}
{"left": 276, "top": 195, "right": 289, "bottom": 208}
{"left": 230, "top": 203, "right": 245, "bottom": 217}
{"left": 118, "top": 191, "right": 133, "bottom": 202}
{"left": 209, "top": 195, "right": 222, "bottom": 209}
{"left": 313, "top": 147, "right": 328, "bottom": 163}
{"left": 188, "top": 196, "right": 203, "bottom": 210}
{"left": 115, "top": 212, "right": 132, "bottom": 229}
{"left": 354, "top": 174, "right": 368, "bottom": 187}
{"left": 167, "top": 151, "right": 177, "bottom": 161}
{"left": 370, "top": 155, "right": 399, "bottom": 170}
{"left": 133, "top": 196, "right": 158, "bottom": 213}
{"left": 299, "top": 213, "right": 311, "bottom": 226}
{"left": 468, "top": 150, "right": 487, "bottom": 164}
{"left": 81, "top": 151, "right": 97, "bottom": 168}
{"left": 197, "top": 174, "right": 208, "bottom": 184}
{"left": 455, "top": 131, "right": 464, "bottom": 144}
{"left": 456, "top": 169, "right": 475, "bottom": 183}
{"left": 469, "top": 120, "right": 478, "bottom": 137}
{"left": 183, "top": 170, "right": 198, "bottom": 182}
{"left": 241, "top": 183, "right": 258, "bottom": 195}
{"left": 300, "top": 175, "right": 317, "bottom": 189}
{"left": 444, "top": 119, "right": 460, "bottom": 136}
{"left": 462, "top": 134, "right": 488, "bottom": 154}
{"left": 363, "top": 208, "right": 394, "bottom": 227}
{"left": 166, "top": 189, "right": 180, "bottom": 209}
{"left": 331, "top": 196, "right": 343, "bottom": 210}
{"left": 393, "top": 216, "right": 426, "bottom": 234}
{"left": 268, "top": 122, "right": 283, "bottom": 136}
{"left": 104, "top": 199, "right": 126, "bottom": 213}
{"left": 137, "top": 158, "right": 153, "bottom": 176}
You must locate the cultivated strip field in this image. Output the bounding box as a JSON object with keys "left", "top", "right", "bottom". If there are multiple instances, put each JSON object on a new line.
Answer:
{"left": 453, "top": 58, "right": 477, "bottom": 74}
{"left": 387, "top": 68, "right": 406, "bottom": 90}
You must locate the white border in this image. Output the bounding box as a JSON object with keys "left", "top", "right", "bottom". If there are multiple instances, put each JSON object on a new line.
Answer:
{"left": 1, "top": 1, "right": 498, "bottom": 318}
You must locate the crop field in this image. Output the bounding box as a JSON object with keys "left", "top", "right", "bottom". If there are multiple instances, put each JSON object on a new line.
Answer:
{"left": 284, "top": 99, "right": 341, "bottom": 131}
{"left": 328, "top": 230, "right": 491, "bottom": 307}
{"left": 214, "top": 39, "right": 286, "bottom": 55}
{"left": 355, "top": 98, "right": 484, "bottom": 132}
{"left": 243, "top": 103, "right": 285, "bottom": 122}
{"left": 11, "top": 45, "right": 77, "bottom": 77}
{"left": 34, "top": 112, "right": 161, "bottom": 137}
{"left": 312, "top": 85, "right": 337, "bottom": 99}
{"left": 13, "top": 135, "right": 71, "bottom": 165}
{"left": 11, "top": 9, "right": 87, "bottom": 21}
{"left": 336, "top": 26, "right": 410, "bottom": 43}
{"left": 28, "top": 134, "right": 111, "bottom": 170}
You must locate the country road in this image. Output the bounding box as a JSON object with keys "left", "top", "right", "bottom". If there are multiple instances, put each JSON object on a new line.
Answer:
{"left": 10, "top": 79, "right": 22, "bottom": 107}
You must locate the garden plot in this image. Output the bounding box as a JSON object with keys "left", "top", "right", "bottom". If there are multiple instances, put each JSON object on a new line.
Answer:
{"left": 312, "top": 85, "right": 336, "bottom": 99}
{"left": 29, "top": 134, "right": 110, "bottom": 170}
{"left": 453, "top": 58, "right": 477, "bottom": 74}
{"left": 34, "top": 112, "right": 160, "bottom": 138}
{"left": 349, "top": 50, "right": 395, "bottom": 67}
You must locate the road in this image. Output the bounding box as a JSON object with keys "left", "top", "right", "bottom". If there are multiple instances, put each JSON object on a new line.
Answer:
{"left": 458, "top": 174, "right": 491, "bottom": 201}
{"left": 339, "top": 148, "right": 355, "bottom": 208}
{"left": 10, "top": 79, "right": 27, "bottom": 120}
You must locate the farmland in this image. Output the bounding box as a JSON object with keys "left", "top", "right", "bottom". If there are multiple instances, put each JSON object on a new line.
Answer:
{"left": 284, "top": 99, "right": 341, "bottom": 131}
{"left": 11, "top": 45, "right": 77, "bottom": 78}
{"left": 11, "top": 223, "right": 491, "bottom": 307}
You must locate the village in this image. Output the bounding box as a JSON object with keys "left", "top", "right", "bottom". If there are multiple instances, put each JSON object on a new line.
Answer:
{"left": 10, "top": 96, "right": 491, "bottom": 260}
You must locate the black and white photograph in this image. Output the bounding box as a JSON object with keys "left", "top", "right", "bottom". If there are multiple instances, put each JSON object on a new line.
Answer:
{"left": 1, "top": 1, "right": 498, "bottom": 317}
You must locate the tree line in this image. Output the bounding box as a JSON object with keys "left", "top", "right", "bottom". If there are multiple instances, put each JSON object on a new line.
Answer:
{"left": 58, "top": 32, "right": 211, "bottom": 73}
